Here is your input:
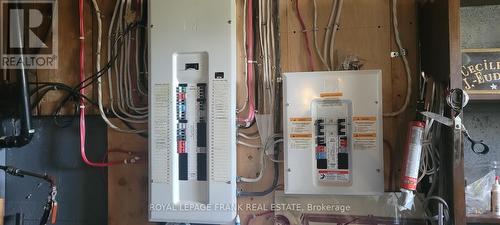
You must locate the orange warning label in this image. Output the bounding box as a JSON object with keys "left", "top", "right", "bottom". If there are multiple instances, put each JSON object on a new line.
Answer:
{"left": 290, "top": 134, "right": 313, "bottom": 138}
{"left": 289, "top": 117, "right": 312, "bottom": 122}
{"left": 320, "top": 92, "right": 343, "bottom": 98}
{"left": 353, "top": 133, "right": 377, "bottom": 138}
{"left": 353, "top": 116, "right": 377, "bottom": 121}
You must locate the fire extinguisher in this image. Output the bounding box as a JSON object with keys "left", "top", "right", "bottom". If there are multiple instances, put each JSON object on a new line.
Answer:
{"left": 400, "top": 121, "right": 425, "bottom": 191}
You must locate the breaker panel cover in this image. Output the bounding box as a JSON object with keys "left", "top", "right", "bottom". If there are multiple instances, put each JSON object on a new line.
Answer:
{"left": 148, "top": 0, "right": 237, "bottom": 224}
{"left": 283, "top": 71, "right": 384, "bottom": 195}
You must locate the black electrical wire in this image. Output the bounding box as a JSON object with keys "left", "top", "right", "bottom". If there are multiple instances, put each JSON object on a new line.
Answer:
{"left": 50, "top": 25, "right": 134, "bottom": 119}
{"left": 77, "top": 23, "right": 138, "bottom": 90}
{"left": 29, "top": 82, "right": 97, "bottom": 109}
{"left": 122, "top": 120, "right": 148, "bottom": 138}
{"left": 0, "top": 165, "right": 56, "bottom": 225}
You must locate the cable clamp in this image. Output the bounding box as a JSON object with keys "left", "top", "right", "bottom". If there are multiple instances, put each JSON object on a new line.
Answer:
{"left": 391, "top": 48, "right": 407, "bottom": 58}
{"left": 79, "top": 36, "right": 85, "bottom": 40}
{"left": 79, "top": 104, "right": 86, "bottom": 109}
{"left": 247, "top": 60, "right": 257, "bottom": 64}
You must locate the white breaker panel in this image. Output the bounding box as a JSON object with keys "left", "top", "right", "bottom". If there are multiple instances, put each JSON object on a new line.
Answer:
{"left": 149, "top": 0, "right": 237, "bottom": 224}
{"left": 283, "top": 71, "right": 384, "bottom": 195}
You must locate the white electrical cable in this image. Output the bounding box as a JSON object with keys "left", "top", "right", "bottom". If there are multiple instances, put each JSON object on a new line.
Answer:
{"left": 266, "top": 154, "right": 284, "bottom": 163}
{"left": 237, "top": 141, "right": 261, "bottom": 149}
{"left": 329, "top": 0, "right": 344, "bottom": 69}
{"left": 258, "top": 0, "right": 267, "bottom": 112}
{"left": 239, "top": 137, "right": 283, "bottom": 183}
{"left": 134, "top": 16, "right": 147, "bottom": 97}
{"left": 240, "top": 148, "right": 266, "bottom": 182}
{"left": 123, "top": 32, "right": 148, "bottom": 112}
{"left": 267, "top": 0, "right": 275, "bottom": 113}
{"left": 238, "top": 132, "right": 261, "bottom": 140}
{"left": 418, "top": 81, "right": 441, "bottom": 184}
{"left": 323, "top": 0, "right": 337, "bottom": 67}
{"left": 108, "top": 0, "right": 148, "bottom": 123}
{"left": 384, "top": 0, "right": 412, "bottom": 117}
{"left": 91, "top": 0, "right": 145, "bottom": 134}
{"left": 313, "top": 0, "right": 331, "bottom": 70}
{"left": 256, "top": 0, "right": 275, "bottom": 116}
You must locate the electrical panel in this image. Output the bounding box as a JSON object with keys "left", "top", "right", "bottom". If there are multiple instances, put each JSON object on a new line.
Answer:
{"left": 283, "top": 71, "right": 384, "bottom": 195}
{"left": 148, "top": 0, "right": 236, "bottom": 224}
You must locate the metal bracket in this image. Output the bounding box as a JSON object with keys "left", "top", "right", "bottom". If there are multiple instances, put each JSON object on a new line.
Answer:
{"left": 390, "top": 48, "right": 407, "bottom": 58}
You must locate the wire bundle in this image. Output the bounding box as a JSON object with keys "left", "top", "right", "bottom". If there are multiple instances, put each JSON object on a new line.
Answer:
{"left": 313, "top": 0, "right": 344, "bottom": 71}
{"left": 78, "top": 0, "right": 147, "bottom": 167}
{"left": 294, "top": 0, "right": 314, "bottom": 71}
{"left": 257, "top": 0, "right": 277, "bottom": 117}
{"left": 101, "top": 0, "right": 148, "bottom": 133}
{"left": 238, "top": 0, "right": 282, "bottom": 197}
{"left": 238, "top": 0, "right": 257, "bottom": 128}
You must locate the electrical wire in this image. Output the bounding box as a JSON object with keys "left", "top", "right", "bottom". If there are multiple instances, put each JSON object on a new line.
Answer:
{"left": 240, "top": 147, "right": 265, "bottom": 183}
{"left": 323, "top": 0, "right": 337, "bottom": 70}
{"left": 329, "top": 0, "right": 343, "bottom": 70}
{"left": 79, "top": 0, "right": 132, "bottom": 167}
{"left": 253, "top": 0, "right": 277, "bottom": 143}
{"left": 384, "top": 0, "right": 412, "bottom": 117}
{"left": 29, "top": 82, "right": 97, "bottom": 109}
{"left": 237, "top": 0, "right": 250, "bottom": 114}
{"left": 238, "top": 0, "right": 282, "bottom": 196}
{"left": 294, "top": 0, "right": 314, "bottom": 71}
{"left": 238, "top": 0, "right": 257, "bottom": 127}
{"left": 312, "top": 0, "right": 330, "bottom": 71}
{"left": 106, "top": 0, "right": 148, "bottom": 125}
{"left": 238, "top": 140, "right": 261, "bottom": 149}
{"left": 238, "top": 132, "right": 261, "bottom": 140}
{"left": 91, "top": 0, "right": 145, "bottom": 134}
{"left": 239, "top": 136, "right": 283, "bottom": 183}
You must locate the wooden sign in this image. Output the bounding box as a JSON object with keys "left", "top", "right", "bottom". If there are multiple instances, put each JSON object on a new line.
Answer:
{"left": 462, "top": 49, "right": 500, "bottom": 96}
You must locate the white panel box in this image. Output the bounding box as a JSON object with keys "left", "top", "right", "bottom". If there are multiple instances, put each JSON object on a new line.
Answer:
{"left": 283, "top": 71, "right": 384, "bottom": 195}
{"left": 149, "top": 0, "right": 237, "bottom": 224}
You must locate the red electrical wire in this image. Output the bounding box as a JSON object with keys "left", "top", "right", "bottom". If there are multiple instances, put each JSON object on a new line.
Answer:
{"left": 79, "top": 0, "right": 123, "bottom": 167}
{"left": 295, "top": 0, "right": 314, "bottom": 71}
{"left": 238, "top": 0, "right": 256, "bottom": 127}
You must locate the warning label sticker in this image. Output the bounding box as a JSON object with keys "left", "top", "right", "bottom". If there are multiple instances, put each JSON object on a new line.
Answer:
{"left": 353, "top": 116, "right": 377, "bottom": 133}
{"left": 318, "top": 170, "right": 350, "bottom": 182}
{"left": 288, "top": 117, "right": 313, "bottom": 150}
{"left": 353, "top": 116, "right": 377, "bottom": 151}
{"left": 353, "top": 133, "right": 377, "bottom": 151}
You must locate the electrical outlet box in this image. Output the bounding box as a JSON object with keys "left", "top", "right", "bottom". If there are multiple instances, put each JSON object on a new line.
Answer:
{"left": 148, "top": 0, "right": 237, "bottom": 224}
{"left": 283, "top": 71, "right": 384, "bottom": 195}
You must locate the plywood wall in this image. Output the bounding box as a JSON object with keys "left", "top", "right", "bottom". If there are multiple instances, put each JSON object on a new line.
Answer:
{"left": 237, "top": 0, "right": 417, "bottom": 224}
{"left": 25, "top": 0, "right": 417, "bottom": 224}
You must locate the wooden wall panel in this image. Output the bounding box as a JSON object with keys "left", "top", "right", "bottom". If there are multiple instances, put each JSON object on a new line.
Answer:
{"left": 238, "top": 0, "right": 417, "bottom": 224}
{"left": 25, "top": 0, "right": 417, "bottom": 224}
